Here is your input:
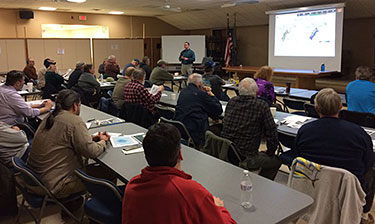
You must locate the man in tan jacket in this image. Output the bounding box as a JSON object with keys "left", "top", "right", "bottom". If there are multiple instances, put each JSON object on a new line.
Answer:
{"left": 27, "top": 89, "right": 110, "bottom": 199}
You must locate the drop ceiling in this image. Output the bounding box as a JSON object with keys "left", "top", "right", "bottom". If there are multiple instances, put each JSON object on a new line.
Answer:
{"left": 1, "top": 0, "right": 375, "bottom": 30}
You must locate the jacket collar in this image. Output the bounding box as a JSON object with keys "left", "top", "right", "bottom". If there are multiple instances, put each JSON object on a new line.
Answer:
{"left": 141, "top": 166, "right": 192, "bottom": 180}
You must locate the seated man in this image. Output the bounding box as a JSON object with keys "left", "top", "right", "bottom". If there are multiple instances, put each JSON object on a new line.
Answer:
{"left": 221, "top": 78, "right": 281, "bottom": 180}
{"left": 139, "top": 56, "right": 152, "bottom": 80}
{"left": 67, "top": 61, "right": 85, "bottom": 89}
{"left": 43, "top": 62, "right": 64, "bottom": 99}
{"left": 0, "top": 121, "right": 29, "bottom": 167}
{"left": 104, "top": 55, "right": 120, "bottom": 80}
{"left": 202, "top": 61, "right": 229, "bottom": 101}
{"left": 0, "top": 70, "right": 53, "bottom": 125}
{"left": 174, "top": 73, "right": 223, "bottom": 147}
{"left": 149, "top": 59, "right": 174, "bottom": 91}
{"left": 113, "top": 67, "right": 135, "bottom": 109}
{"left": 27, "top": 89, "right": 110, "bottom": 199}
{"left": 122, "top": 59, "right": 139, "bottom": 76}
{"left": 124, "top": 69, "right": 164, "bottom": 115}
{"left": 286, "top": 88, "right": 375, "bottom": 218}
{"left": 346, "top": 66, "right": 375, "bottom": 113}
{"left": 122, "top": 123, "right": 236, "bottom": 224}
{"left": 37, "top": 58, "right": 54, "bottom": 90}
{"left": 23, "top": 58, "right": 37, "bottom": 83}
{"left": 77, "top": 64, "right": 101, "bottom": 105}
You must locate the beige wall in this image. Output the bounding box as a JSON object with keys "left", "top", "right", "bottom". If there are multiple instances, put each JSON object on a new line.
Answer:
{"left": 0, "top": 8, "right": 186, "bottom": 38}
{"left": 189, "top": 17, "right": 375, "bottom": 79}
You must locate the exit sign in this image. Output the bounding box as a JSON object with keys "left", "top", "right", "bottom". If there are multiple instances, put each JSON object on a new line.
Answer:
{"left": 78, "top": 15, "right": 87, "bottom": 21}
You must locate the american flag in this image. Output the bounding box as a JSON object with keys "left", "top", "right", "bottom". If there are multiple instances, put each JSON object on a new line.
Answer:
{"left": 224, "top": 29, "right": 233, "bottom": 67}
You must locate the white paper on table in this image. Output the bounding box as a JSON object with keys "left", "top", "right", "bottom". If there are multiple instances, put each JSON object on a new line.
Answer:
{"left": 26, "top": 100, "right": 44, "bottom": 105}
{"left": 110, "top": 135, "right": 139, "bottom": 148}
{"left": 149, "top": 85, "right": 159, "bottom": 95}
{"left": 274, "top": 119, "right": 279, "bottom": 124}
{"left": 364, "top": 128, "right": 375, "bottom": 136}
{"left": 162, "top": 93, "right": 167, "bottom": 97}
{"left": 122, "top": 147, "right": 144, "bottom": 155}
{"left": 283, "top": 115, "right": 311, "bottom": 123}
{"left": 86, "top": 122, "right": 92, "bottom": 129}
{"left": 92, "top": 132, "right": 122, "bottom": 137}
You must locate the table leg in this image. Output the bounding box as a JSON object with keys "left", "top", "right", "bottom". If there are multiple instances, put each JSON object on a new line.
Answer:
{"left": 295, "top": 77, "right": 316, "bottom": 90}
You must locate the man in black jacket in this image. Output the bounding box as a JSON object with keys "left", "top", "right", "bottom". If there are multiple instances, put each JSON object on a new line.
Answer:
{"left": 67, "top": 61, "right": 85, "bottom": 89}
{"left": 140, "top": 56, "right": 152, "bottom": 80}
{"left": 174, "top": 74, "right": 222, "bottom": 147}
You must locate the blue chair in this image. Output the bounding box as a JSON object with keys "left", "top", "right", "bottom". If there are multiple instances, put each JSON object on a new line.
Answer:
{"left": 11, "top": 157, "right": 82, "bottom": 224}
{"left": 74, "top": 169, "right": 124, "bottom": 224}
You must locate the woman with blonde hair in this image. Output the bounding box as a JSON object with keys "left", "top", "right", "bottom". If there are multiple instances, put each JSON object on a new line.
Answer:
{"left": 254, "top": 66, "right": 275, "bottom": 105}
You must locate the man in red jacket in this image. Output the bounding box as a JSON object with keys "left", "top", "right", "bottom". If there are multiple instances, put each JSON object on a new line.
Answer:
{"left": 122, "top": 123, "right": 236, "bottom": 224}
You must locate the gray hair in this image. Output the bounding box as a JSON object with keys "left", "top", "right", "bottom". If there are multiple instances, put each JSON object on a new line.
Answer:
{"left": 132, "top": 68, "right": 145, "bottom": 81}
{"left": 188, "top": 73, "right": 202, "bottom": 86}
{"left": 108, "top": 55, "right": 116, "bottom": 60}
{"left": 75, "top": 61, "right": 85, "bottom": 69}
{"left": 238, "top": 78, "right": 258, "bottom": 97}
{"left": 314, "top": 88, "right": 342, "bottom": 116}
{"left": 355, "top": 66, "right": 373, "bottom": 81}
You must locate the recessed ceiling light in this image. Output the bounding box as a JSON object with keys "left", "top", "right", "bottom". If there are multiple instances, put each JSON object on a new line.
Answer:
{"left": 299, "top": 7, "right": 308, "bottom": 10}
{"left": 39, "top": 7, "right": 57, "bottom": 11}
{"left": 108, "top": 11, "right": 124, "bottom": 15}
{"left": 67, "top": 0, "right": 86, "bottom": 2}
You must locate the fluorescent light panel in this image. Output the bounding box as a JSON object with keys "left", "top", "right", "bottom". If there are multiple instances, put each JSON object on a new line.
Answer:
{"left": 39, "top": 7, "right": 56, "bottom": 11}
{"left": 67, "top": 0, "right": 87, "bottom": 2}
{"left": 108, "top": 11, "right": 124, "bottom": 15}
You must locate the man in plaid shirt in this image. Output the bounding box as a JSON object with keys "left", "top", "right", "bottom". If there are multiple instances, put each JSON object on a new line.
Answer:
{"left": 221, "top": 78, "right": 281, "bottom": 180}
{"left": 124, "top": 69, "right": 164, "bottom": 114}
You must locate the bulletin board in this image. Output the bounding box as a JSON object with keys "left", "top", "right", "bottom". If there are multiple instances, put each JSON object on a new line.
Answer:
{"left": 27, "top": 38, "right": 91, "bottom": 73}
{"left": 0, "top": 39, "right": 27, "bottom": 73}
{"left": 93, "top": 39, "right": 144, "bottom": 72}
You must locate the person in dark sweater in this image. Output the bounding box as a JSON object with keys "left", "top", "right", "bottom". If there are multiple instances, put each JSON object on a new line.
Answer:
{"left": 287, "top": 88, "right": 375, "bottom": 216}
{"left": 42, "top": 63, "right": 64, "bottom": 99}
{"left": 77, "top": 64, "right": 101, "bottom": 105}
{"left": 202, "top": 61, "right": 229, "bottom": 101}
{"left": 67, "top": 61, "right": 85, "bottom": 89}
{"left": 140, "top": 56, "right": 152, "bottom": 80}
{"left": 174, "top": 74, "right": 222, "bottom": 147}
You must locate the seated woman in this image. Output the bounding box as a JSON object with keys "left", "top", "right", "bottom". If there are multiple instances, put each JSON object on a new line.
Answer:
{"left": 254, "top": 66, "right": 276, "bottom": 105}
{"left": 42, "top": 63, "right": 64, "bottom": 99}
{"left": 77, "top": 64, "right": 101, "bottom": 106}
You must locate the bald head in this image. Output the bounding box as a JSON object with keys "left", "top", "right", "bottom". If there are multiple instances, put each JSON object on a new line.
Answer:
{"left": 239, "top": 78, "right": 258, "bottom": 97}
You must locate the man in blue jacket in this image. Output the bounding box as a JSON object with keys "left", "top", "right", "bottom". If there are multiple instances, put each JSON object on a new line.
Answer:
{"left": 179, "top": 42, "right": 195, "bottom": 76}
{"left": 174, "top": 74, "right": 222, "bottom": 147}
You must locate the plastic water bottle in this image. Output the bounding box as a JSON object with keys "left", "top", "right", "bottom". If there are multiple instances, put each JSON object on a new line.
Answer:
{"left": 321, "top": 64, "right": 325, "bottom": 72}
{"left": 240, "top": 170, "right": 254, "bottom": 209}
{"left": 100, "top": 73, "right": 104, "bottom": 84}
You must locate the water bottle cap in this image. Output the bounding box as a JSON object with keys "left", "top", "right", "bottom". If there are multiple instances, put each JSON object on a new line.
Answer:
{"left": 243, "top": 170, "right": 249, "bottom": 174}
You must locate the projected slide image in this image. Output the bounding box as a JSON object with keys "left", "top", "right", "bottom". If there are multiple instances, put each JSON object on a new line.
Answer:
{"left": 274, "top": 9, "right": 336, "bottom": 57}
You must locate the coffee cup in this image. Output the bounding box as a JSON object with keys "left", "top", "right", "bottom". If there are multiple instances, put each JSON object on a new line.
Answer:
{"left": 270, "top": 107, "right": 276, "bottom": 118}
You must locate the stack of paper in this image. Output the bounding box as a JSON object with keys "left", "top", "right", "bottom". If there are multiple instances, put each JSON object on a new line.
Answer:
{"left": 282, "top": 115, "right": 311, "bottom": 129}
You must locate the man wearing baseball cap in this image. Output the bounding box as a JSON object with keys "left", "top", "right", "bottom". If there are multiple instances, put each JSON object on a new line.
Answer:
{"left": 202, "top": 61, "right": 229, "bottom": 101}
{"left": 122, "top": 59, "right": 140, "bottom": 76}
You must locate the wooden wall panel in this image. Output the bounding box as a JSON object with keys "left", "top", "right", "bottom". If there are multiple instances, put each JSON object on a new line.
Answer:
{"left": 27, "top": 39, "right": 91, "bottom": 72}
{"left": 0, "top": 39, "right": 27, "bottom": 72}
{"left": 0, "top": 40, "right": 8, "bottom": 72}
{"left": 93, "top": 39, "right": 144, "bottom": 73}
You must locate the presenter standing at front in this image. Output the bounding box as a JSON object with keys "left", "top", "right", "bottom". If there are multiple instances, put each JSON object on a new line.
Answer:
{"left": 179, "top": 42, "right": 195, "bottom": 76}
